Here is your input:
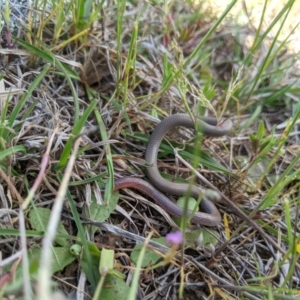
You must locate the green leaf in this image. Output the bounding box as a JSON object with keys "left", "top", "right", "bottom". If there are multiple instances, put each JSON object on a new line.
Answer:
{"left": 29, "top": 207, "right": 69, "bottom": 247}
{"left": 0, "top": 228, "right": 44, "bottom": 237}
{"left": 173, "top": 197, "right": 219, "bottom": 249}
{"left": 173, "top": 196, "right": 199, "bottom": 226}
{"left": 0, "top": 145, "right": 26, "bottom": 161}
{"left": 100, "top": 249, "right": 114, "bottom": 274}
{"left": 85, "top": 192, "right": 119, "bottom": 236}
{"left": 62, "top": 173, "right": 99, "bottom": 288}
{"left": 185, "top": 228, "right": 219, "bottom": 250}
{"left": 256, "top": 122, "right": 265, "bottom": 140}
{"left": 69, "top": 172, "right": 107, "bottom": 186}
{"left": 94, "top": 108, "right": 115, "bottom": 204}
{"left": 3, "top": 64, "right": 51, "bottom": 141}
{"left": 57, "top": 99, "right": 98, "bottom": 168}
{"left": 3, "top": 245, "right": 75, "bottom": 294}
{"left": 99, "top": 274, "right": 130, "bottom": 300}
{"left": 130, "top": 237, "right": 166, "bottom": 267}
{"left": 80, "top": 243, "right": 101, "bottom": 288}
{"left": 239, "top": 105, "right": 262, "bottom": 131}
{"left": 30, "top": 245, "right": 75, "bottom": 275}
{"left": 15, "top": 39, "right": 79, "bottom": 80}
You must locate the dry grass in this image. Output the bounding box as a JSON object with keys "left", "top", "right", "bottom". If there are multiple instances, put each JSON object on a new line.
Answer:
{"left": 0, "top": 0, "right": 300, "bottom": 299}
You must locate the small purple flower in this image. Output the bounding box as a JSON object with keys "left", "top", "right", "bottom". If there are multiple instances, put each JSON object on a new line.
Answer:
{"left": 166, "top": 231, "right": 183, "bottom": 245}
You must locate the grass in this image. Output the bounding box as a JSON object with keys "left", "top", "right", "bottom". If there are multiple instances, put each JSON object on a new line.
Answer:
{"left": 0, "top": 0, "right": 300, "bottom": 299}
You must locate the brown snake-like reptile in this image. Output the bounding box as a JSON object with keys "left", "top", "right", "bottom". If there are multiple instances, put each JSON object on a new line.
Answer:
{"left": 114, "top": 114, "right": 232, "bottom": 226}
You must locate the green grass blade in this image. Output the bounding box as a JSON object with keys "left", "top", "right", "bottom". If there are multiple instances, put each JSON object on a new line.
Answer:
{"left": 58, "top": 172, "right": 98, "bottom": 288}
{"left": 3, "top": 64, "right": 51, "bottom": 141}
{"left": 15, "top": 39, "right": 79, "bottom": 80}
{"left": 244, "top": 2, "right": 296, "bottom": 105}
{"left": 94, "top": 109, "right": 114, "bottom": 204}
{"left": 116, "top": 0, "right": 126, "bottom": 98}
{"left": 57, "top": 99, "right": 98, "bottom": 168}
{"left": 0, "top": 145, "right": 26, "bottom": 161}
{"left": 184, "top": 0, "right": 238, "bottom": 68}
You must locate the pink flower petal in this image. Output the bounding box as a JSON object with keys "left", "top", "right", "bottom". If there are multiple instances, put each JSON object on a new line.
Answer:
{"left": 166, "top": 231, "right": 183, "bottom": 245}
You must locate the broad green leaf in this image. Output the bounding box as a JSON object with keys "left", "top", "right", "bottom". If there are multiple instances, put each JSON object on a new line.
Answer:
{"left": 172, "top": 197, "right": 199, "bottom": 226}
{"left": 185, "top": 228, "right": 219, "bottom": 250}
{"left": 84, "top": 192, "right": 119, "bottom": 237}
{"left": 99, "top": 274, "right": 130, "bottom": 300}
{"left": 30, "top": 245, "right": 75, "bottom": 275}
{"left": 130, "top": 237, "right": 166, "bottom": 267}
{"left": 173, "top": 197, "right": 219, "bottom": 248}
{"left": 29, "top": 207, "right": 69, "bottom": 247}
{"left": 3, "top": 245, "right": 75, "bottom": 294}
